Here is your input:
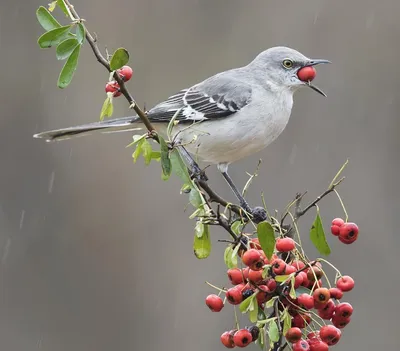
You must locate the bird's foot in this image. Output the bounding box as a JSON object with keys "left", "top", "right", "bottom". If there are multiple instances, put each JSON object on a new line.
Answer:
{"left": 189, "top": 164, "right": 209, "bottom": 182}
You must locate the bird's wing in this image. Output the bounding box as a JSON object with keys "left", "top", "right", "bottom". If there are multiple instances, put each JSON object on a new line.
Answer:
{"left": 147, "top": 74, "right": 253, "bottom": 123}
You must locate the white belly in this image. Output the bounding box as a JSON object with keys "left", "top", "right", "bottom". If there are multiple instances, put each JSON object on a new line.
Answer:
{"left": 171, "top": 91, "right": 293, "bottom": 165}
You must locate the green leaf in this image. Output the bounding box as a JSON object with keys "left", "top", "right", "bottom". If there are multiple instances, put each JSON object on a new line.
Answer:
{"left": 257, "top": 307, "right": 266, "bottom": 322}
{"left": 126, "top": 134, "right": 147, "bottom": 148}
{"left": 231, "top": 221, "right": 243, "bottom": 235}
{"left": 166, "top": 109, "right": 181, "bottom": 139}
{"left": 266, "top": 296, "right": 278, "bottom": 309}
{"left": 224, "top": 246, "right": 238, "bottom": 269}
{"left": 159, "top": 137, "right": 171, "bottom": 180}
{"left": 231, "top": 244, "right": 240, "bottom": 261}
{"left": 151, "top": 151, "right": 161, "bottom": 161}
{"left": 257, "top": 328, "right": 265, "bottom": 350}
{"left": 295, "top": 286, "right": 312, "bottom": 297}
{"left": 193, "top": 223, "right": 211, "bottom": 259}
{"left": 249, "top": 303, "right": 258, "bottom": 323}
{"left": 274, "top": 275, "right": 290, "bottom": 283}
{"left": 36, "top": 6, "right": 61, "bottom": 31}
{"left": 100, "top": 96, "right": 113, "bottom": 120}
{"left": 48, "top": 1, "right": 57, "bottom": 12}
{"left": 109, "top": 48, "right": 129, "bottom": 71}
{"left": 289, "top": 276, "right": 297, "bottom": 299}
{"left": 38, "top": 25, "right": 72, "bottom": 48}
{"left": 282, "top": 309, "right": 292, "bottom": 336}
{"left": 268, "top": 320, "right": 279, "bottom": 343}
{"left": 56, "top": 38, "right": 79, "bottom": 60}
{"left": 239, "top": 295, "right": 255, "bottom": 313}
{"left": 195, "top": 220, "right": 205, "bottom": 238}
{"left": 262, "top": 265, "right": 270, "bottom": 279}
{"left": 132, "top": 138, "right": 145, "bottom": 163}
{"left": 257, "top": 221, "right": 275, "bottom": 260}
{"left": 142, "top": 139, "right": 153, "bottom": 165}
{"left": 310, "top": 211, "right": 331, "bottom": 256}
{"left": 57, "top": 43, "right": 80, "bottom": 88}
{"left": 76, "top": 23, "right": 85, "bottom": 44}
{"left": 56, "top": 0, "right": 70, "bottom": 16}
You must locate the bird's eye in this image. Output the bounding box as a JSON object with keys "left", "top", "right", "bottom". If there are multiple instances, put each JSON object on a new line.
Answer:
{"left": 282, "top": 59, "right": 294, "bottom": 69}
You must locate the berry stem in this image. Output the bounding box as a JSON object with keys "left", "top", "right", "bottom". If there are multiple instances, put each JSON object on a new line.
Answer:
{"left": 205, "top": 281, "right": 227, "bottom": 293}
{"left": 334, "top": 189, "right": 349, "bottom": 223}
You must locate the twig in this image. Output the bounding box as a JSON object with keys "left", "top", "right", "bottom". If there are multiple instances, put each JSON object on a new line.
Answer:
{"left": 272, "top": 298, "right": 283, "bottom": 351}
{"left": 63, "top": 0, "right": 157, "bottom": 136}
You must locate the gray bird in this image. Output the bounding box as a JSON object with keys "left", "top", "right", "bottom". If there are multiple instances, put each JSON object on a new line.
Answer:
{"left": 34, "top": 46, "right": 330, "bottom": 213}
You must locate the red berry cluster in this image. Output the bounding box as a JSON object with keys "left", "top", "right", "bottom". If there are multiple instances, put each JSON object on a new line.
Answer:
{"left": 205, "top": 234, "right": 355, "bottom": 350}
{"left": 330, "top": 218, "right": 359, "bottom": 244}
{"left": 105, "top": 65, "right": 133, "bottom": 97}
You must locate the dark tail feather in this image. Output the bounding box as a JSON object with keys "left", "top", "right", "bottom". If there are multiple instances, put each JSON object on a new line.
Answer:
{"left": 33, "top": 116, "right": 141, "bottom": 142}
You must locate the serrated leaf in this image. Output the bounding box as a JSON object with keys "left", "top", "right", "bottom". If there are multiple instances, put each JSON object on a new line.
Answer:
{"left": 274, "top": 275, "right": 290, "bottom": 283}
{"left": 268, "top": 320, "right": 279, "bottom": 343}
{"left": 295, "top": 286, "right": 312, "bottom": 297}
{"left": 56, "top": 0, "right": 69, "bottom": 16}
{"left": 132, "top": 138, "right": 145, "bottom": 163}
{"left": 257, "top": 221, "right": 275, "bottom": 260}
{"left": 57, "top": 43, "right": 80, "bottom": 88}
{"left": 249, "top": 304, "right": 258, "bottom": 323}
{"left": 193, "top": 223, "right": 211, "bottom": 259}
{"left": 110, "top": 48, "right": 129, "bottom": 71}
{"left": 100, "top": 96, "right": 113, "bottom": 120}
{"left": 159, "top": 137, "right": 171, "bottom": 180}
{"left": 310, "top": 212, "right": 331, "bottom": 256}
{"left": 142, "top": 139, "right": 153, "bottom": 165}
{"left": 37, "top": 6, "right": 61, "bottom": 31}
{"left": 76, "top": 23, "right": 85, "bottom": 44}
{"left": 38, "top": 25, "right": 72, "bottom": 48}
{"left": 239, "top": 295, "right": 255, "bottom": 313}
{"left": 282, "top": 309, "right": 292, "bottom": 336}
{"left": 56, "top": 38, "right": 79, "bottom": 60}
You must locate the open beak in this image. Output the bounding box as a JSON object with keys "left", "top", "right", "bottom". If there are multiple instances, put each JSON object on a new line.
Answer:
{"left": 303, "top": 59, "right": 331, "bottom": 97}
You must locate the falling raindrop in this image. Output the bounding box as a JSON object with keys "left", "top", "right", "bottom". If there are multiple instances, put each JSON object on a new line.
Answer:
{"left": 48, "top": 171, "right": 55, "bottom": 193}
{"left": 20, "top": 209, "right": 25, "bottom": 230}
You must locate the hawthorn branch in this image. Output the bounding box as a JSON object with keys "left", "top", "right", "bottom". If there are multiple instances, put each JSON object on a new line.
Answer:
{"left": 272, "top": 299, "right": 283, "bottom": 351}
{"left": 63, "top": 0, "right": 157, "bottom": 135}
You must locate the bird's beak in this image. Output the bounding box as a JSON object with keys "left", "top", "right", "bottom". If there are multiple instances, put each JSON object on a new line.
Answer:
{"left": 303, "top": 59, "right": 331, "bottom": 97}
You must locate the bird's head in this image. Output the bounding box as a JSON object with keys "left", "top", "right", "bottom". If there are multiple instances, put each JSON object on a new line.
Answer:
{"left": 251, "top": 46, "right": 331, "bottom": 96}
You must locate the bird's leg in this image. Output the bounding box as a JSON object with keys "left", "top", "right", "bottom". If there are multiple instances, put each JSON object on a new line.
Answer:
{"left": 178, "top": 146, "right": 208, "bottom": 181}
{"left": 219, "top": 163, "right": 267, "bottom": 223}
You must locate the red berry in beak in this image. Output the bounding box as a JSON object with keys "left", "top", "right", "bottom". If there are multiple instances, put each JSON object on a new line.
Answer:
{"left": 297, "top": 66, "right": 317, "bottom": 82}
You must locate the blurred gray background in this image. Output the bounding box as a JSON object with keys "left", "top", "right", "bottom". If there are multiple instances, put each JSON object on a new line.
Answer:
{"left": 0, "top": 0, "right": 399, "bottom": 350}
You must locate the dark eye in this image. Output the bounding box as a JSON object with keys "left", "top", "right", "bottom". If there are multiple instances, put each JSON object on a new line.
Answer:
{"left": 282, "top": 59, "right": 294, "bottom": 69}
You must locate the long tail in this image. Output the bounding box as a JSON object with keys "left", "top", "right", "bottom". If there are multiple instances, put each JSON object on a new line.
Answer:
{"left": 33, "top": 116, "right": 142, "bottom": 142}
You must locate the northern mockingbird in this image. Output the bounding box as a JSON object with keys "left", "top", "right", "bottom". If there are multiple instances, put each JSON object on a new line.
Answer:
{"left": 34, "top": 46, "right": 330, "bottom": 213}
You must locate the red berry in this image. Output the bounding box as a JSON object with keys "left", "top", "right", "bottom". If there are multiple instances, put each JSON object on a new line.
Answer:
{"left": 248, "top": 269, "right": 263, "bottom": 283}
{"left": 228, "top": 268, "right": 244, "bottom": 285}
{"left": 117, "top": 65, "right": 133, "bottom": 82}
{"left": 307, "top": 266, "right": 323, "bottom": 281}
{"left": 285, "top": 327, "right": 302, "bottom": 343}
{"left": 285, "top": 265, "right": 297, "bottom": 275}
{"left": 221, "top": 331, "right": 236, "bottom": 348}
{"left": 272, "top": 258, "right": 287, "bottom": 275}
{"left": 317, "top": 299, "right": 335, "bottom": 320}
{"left": 339, "top": 222, "right": 359, "bottom": 244}
{"left": 313, "top": 288, "right": 330, "bottom": 305}
{"left": 320, "top": 325, "right": 341, "bottom": 346}
{"left": 256, "top": 285, "right": 271, "bottom": 304}
{"left": 226, "top": 288, "right": 243, "bottom": 305}
{"left": 332, "top": 314, "right": 351, "bottom": 329}
{"left": 336, "top": 276, "right": 355, "bottom": 292}
{"left": 331, "top": 218, "right": 345, "bottom": 236}
{"left": 292, "top": 260, "right": 306, "bottom": 270}
{"left": 242, "top": 249, "right": 263, "bottom": 271}
{"left": 292, "top": 339, "right": 310, "bottom": 351}
{"left": 294, "top": 273, "right": 304, "bottom": 289}
{"left": 299, "top": 271, "right": 309, "bottom": 287}
{"left": 297, "top": 66, "right": 317, "bottom": 82}
{"left": 335, "top": 302, "right": 353, "bottom": 319}
{"left": 242, "top": 267, "right": 250, "bottom": 280}
{"left": 298, "top": 293, "right": 315, "bottom": 310}
{"left": 329, "top": 287, "right": 344, "bottom": 300}
{"left": 308, "top": 339, "right": 329, "bottom": 351}
{"left": 233, "top": 329, "right": 253, "bottom": 347}
{"left": 266, "top": 279, "right": 277, "bottom": 292}
{"left": 205, "top": 294, "right": 224, "bottom": 312}
{"left": 292, "top": 313, "right": 311, "bottom": 328}
{"left": 105, "top": 81, "right": 121, "bottom": 97}
{"left": 276, "top": 237, "right": 296, "bottom": 252}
